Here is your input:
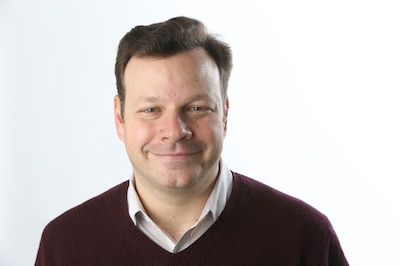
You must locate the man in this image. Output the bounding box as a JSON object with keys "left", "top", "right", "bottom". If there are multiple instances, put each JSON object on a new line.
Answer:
{"left": 36, "top": 16, "right": 348, "bottom": 265}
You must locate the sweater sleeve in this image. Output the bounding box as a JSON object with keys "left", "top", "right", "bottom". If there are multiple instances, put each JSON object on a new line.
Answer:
{"left": 326, "top": 227, "right": 349, "bottom": 266}
{"left": 35, "top": 225, "right": 59, "bottom": 266}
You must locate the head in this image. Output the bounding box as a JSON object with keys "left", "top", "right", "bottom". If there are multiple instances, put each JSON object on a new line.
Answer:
{"left": 113, "top": 17, "right": 233, "bottom": 196}
{"left": 115, "top": 16, "right": 232, "bottom": 119}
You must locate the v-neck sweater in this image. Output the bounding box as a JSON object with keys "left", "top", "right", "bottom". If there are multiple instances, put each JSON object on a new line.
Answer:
{"left": 35, "top": 172, "right": 348, "bottom": 265}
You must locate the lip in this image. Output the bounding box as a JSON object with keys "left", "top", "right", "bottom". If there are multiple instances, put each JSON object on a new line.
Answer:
{"left": 151, "top": 151, "right": 200, "bottom": 161}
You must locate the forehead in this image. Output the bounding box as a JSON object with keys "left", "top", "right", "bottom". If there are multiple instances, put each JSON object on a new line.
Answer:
{"left": 124, "top": 48, "right": 221, "bottom": 103}
{"left": 124, "top": 48, "right": 220, "bottom": 87}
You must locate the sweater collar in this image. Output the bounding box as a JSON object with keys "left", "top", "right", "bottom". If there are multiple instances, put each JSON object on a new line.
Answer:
{"left": 127, "top": 159, "right": 233, "bottom": 224}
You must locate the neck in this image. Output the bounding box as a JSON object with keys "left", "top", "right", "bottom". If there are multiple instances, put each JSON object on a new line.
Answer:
{"left": 134, "top": 176, "right": 217, "bottom": 241}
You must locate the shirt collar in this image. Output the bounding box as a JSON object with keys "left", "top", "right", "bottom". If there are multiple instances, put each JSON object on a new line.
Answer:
{"left": 127, "top": 159, "right": 233, "bottom": 224}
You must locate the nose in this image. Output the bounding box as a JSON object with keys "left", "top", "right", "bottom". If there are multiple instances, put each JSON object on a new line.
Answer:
{"left": 159, "top": 112, "right": 192, "bottom": 142}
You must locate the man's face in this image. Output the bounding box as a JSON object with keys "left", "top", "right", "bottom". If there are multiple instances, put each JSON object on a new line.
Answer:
{"left": 114, "top": 48, "right": 228, "bottom": 194}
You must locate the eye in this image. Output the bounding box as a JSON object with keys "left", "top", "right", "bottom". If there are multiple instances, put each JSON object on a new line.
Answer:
{"left": 188, "top": 106, "right": 212, "bottom": 113}
{"left": 190, "top": 106, "right": 206, "bottom": 111}
{"left": 137, "top": 107, "right": 162, "bottom": 119}
{"left": 142, "top": 107, "right": 159, "bottom": 113}
{"left": 186, "top": 105, "right": 213, "bottom": 118}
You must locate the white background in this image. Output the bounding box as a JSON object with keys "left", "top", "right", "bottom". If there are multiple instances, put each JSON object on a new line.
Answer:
{"left": 1, "top": 0, "right": 399, "bottom": 265}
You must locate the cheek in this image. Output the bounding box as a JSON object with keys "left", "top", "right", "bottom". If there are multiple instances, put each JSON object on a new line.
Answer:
{"left": 197, "top": 119, "right": 226, "bottom": 141}
{"left": 124, "top": 121, "right": 154, "bottom": 148}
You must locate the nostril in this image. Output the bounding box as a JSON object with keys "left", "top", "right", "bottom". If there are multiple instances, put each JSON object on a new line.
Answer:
{"left": 159, "top": 115, "right": 193, "bottom": 141}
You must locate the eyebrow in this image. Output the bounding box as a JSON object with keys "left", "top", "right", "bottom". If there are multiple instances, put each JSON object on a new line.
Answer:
{"left": 134, "top": 96, "right": 160, "bottom": 105}
{"left": 188, "top": 93, "right": 214, "bottom": 101}
{"left": 135, "top": 93, "right": 213, "bottom": 105}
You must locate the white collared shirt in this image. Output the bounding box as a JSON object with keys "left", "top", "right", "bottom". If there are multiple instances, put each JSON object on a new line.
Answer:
{"left": 127, "top": 160, "right": 233, "bottom": 253}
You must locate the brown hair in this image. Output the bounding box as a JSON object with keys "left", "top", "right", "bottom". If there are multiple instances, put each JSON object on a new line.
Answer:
{"left": 115, "top": 16, "right": 233, "bottom": 115}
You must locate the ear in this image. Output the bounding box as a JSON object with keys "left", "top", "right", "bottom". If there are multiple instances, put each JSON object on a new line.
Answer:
{"left": 114, "top": 95, "right": 125, "bottom": 142}
{"left": 223, "top": 97, "right": 229, "bottom": 132}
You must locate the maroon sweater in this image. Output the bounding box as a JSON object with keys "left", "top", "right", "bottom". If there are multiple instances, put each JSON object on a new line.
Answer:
{"left": 35, "top": 172, "right": 348, "bottom": 265}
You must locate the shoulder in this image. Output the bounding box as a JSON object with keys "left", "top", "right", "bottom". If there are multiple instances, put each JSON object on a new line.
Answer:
{"left": 231, "top": 172, "right": 333, "bottom": 233}
{"left": 42, "top": 181, "right": 129, "bottom": 237}
{"left": 36, "top": 181, "right": 133, "bottom": 264}
{"left": 214, "top": 172, "right": 348, "bottom": 265}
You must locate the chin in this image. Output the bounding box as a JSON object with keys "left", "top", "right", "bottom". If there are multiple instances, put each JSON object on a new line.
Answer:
{"left": 155, "top": 167, "right": 204, "bottom": 188}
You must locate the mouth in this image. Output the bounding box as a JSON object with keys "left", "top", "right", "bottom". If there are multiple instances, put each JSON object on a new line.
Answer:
{"left": 145, "top": 143, "right": 205, "bottom": 163}
{"left": 152, "top": 151, "right": 200, "bottom": 161}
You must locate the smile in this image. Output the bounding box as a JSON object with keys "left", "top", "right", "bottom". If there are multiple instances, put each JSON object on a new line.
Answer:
{"left": 151, "top": 151, "right": 201, "bottom": 161}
